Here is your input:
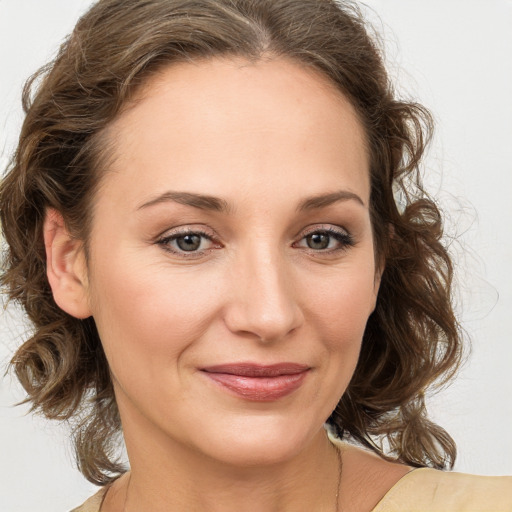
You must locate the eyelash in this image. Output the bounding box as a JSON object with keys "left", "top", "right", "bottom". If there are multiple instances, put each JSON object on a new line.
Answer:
{"left": 293, "top": 226, "right": 355, "bottom": 254}
{"left": 156, "top": 226, "right": 354, "bottom": 258}
{"left": 157, "top": 228, "right": 219, "bottom": 258}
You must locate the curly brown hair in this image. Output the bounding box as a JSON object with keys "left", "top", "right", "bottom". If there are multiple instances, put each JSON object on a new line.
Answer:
{"left": 0, "top": 0, "right": 462, "bottom": 485}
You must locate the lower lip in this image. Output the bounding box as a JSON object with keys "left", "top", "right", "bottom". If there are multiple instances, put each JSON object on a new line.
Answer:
{"left": 202, "top": 371, "right": 309, "bottom": 401}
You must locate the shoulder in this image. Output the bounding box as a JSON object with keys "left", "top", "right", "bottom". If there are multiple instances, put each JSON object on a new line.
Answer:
{"left": 330, "top": 436, "right": 512, "bottom": 512}
{"left": 70, "top": 486, "right": 108, "bottom": 512}
{"left": 373, "top": 468, "right": 512, "bottom": 512}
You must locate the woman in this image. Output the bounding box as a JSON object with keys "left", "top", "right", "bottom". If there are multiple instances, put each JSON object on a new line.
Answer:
{"left": 0, "top": 0, "right": 510, "bottom": 510}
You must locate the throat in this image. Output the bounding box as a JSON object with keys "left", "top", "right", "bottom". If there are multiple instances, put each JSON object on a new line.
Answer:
{"left": 108, "top": 434, "right": 343, "bottom": 512}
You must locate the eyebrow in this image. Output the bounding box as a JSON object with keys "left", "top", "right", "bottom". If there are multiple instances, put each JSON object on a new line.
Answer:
{"left": 137, "top": 189, "right": 365, "bottom": 214}
{"left": 297, "top": 190, "right": 366, "bottom": 211}
{"left": 137, "top": 191, "right": 231, "bottom": 213}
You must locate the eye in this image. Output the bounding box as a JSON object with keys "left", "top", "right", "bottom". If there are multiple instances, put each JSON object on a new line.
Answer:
{"left": 175, "top": 234, "right": 204, "bottom": 252}
{"left": 305, "top": 232, "right": 332, "bottom": 250}
{"left": 295, "top": 227, "right": 354, "bottom": 253}
{"left": 157, "top": 229, "right": 218, "bottom": 256}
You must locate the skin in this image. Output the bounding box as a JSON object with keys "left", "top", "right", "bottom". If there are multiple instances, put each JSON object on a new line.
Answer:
{"left": 44, "top": 57, "right": 411, "bottom": 511}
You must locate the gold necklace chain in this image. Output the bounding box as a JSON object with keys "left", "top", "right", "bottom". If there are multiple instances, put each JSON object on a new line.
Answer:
{"left": 333, "top": 443, "right": 343, "bottom": 512}
{"left": 121, "top": 446, "right": 343, "bottom": 512}
{"left": 122, "top": 472, "right": 131, "bottom": 512}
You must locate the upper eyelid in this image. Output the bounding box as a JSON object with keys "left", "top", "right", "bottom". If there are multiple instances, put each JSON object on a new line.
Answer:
{"left": 156, "top": 224, "right": 217, "bottom": 240}
{"left": 295, "top": 224, "right": 350, "bottom": 238}
{"left": 302, "top": 225, "right": 348, "bottom": 234}
{"left": 156, "top": 223, "right": 351, "bottom": 240}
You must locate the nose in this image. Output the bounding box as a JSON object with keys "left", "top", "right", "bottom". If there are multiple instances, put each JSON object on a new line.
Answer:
{"left": 223, "top": 245, "right": 304, "bottom": 343}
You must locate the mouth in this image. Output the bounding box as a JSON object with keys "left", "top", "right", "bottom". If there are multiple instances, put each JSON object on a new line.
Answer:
{"left": 200, "top": 363, "right": 311, "bottom": 401}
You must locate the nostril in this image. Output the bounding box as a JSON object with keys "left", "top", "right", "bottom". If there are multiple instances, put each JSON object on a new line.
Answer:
{"left": 224, "top": 299, "right": 304, "bottom": 343}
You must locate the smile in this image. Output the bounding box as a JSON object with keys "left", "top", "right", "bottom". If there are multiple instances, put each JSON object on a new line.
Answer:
{"left": 200, "top": 363, "right": 310, "bottom": 401}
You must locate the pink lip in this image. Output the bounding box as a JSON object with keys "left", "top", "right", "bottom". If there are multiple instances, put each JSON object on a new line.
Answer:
{"left": 200, "top": 363, "right": 310, "bottom": 401}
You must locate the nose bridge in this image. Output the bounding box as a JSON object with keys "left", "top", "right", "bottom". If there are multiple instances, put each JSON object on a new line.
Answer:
{"left": 225, "top": 237, "right": 303, "bottom": 342}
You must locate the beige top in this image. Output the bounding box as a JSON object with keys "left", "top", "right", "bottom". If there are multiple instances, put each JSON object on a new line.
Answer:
{"left": 72, "top": 468, "right": 512, "bottom": 512}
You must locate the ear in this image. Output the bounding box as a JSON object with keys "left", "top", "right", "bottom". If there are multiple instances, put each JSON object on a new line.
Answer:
{"left": 370, "top": 236, "right": 388, "bottom": 315}
{"left": 371, "top": 258, "right": 384, "bottom": 313}
{"left": 369, "top": 223, "right": 393, "bottom": 313}
{"left": 43, "top": 208, "right": 92, "bottom": 319}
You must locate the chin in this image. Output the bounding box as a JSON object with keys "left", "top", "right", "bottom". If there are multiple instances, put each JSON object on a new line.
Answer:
{"left": 188, "top": 412, "right": 325, "bottom": 467}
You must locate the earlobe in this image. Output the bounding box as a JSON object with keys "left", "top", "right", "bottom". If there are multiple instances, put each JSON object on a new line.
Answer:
{"left": 43, "top": 208, "right": 92, "bottom": 319}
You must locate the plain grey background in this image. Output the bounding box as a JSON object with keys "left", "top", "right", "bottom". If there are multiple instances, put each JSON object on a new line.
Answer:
{"left": 1, "top": 1, "right": 511, "bottom": 511}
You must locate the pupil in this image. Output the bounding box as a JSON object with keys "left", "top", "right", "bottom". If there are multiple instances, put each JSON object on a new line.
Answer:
{"left": 308, "top": 233, "right": 329, "bottom": 250}
{"left": 177, "top": 234, "right": 201, "bottom": 251}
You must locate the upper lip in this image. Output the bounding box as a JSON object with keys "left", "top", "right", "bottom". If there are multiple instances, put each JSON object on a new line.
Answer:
{"left": 200, "top": 363, "right": 310, "bottom": 377}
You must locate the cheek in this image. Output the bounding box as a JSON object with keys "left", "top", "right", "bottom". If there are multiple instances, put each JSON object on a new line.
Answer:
{"left": 305, "top": 264, "right": 378, "bottom": 342}
{"left": 298, "top": 266, "right": 376, "bottom": 411}
{"left": 87, "top": 254, "right": 224, "bottom": 369}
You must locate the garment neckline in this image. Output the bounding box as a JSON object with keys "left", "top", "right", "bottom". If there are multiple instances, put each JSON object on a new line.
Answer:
{"left": 370, "top": 467, "right": 430, "bottom": 511}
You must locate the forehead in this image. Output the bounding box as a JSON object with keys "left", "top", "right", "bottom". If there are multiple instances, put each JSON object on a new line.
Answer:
{"left": 97, "top": 57, "right": 370, "bottom": 209}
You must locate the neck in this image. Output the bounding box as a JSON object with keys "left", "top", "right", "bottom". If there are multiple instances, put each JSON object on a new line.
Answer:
{"left": 120, "top": 426, "right": 340, "bottom": 512}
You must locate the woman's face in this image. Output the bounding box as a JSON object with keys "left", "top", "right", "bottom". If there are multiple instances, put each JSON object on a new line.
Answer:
{"left": 85, "top": 57, "right": 379, "bottom": 466}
